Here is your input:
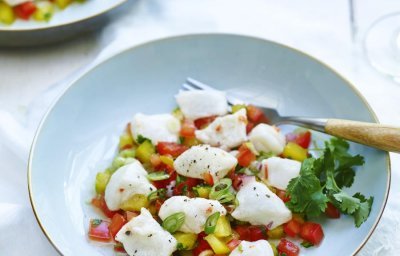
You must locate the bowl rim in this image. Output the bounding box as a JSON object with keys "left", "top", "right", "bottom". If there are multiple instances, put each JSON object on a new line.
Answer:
{"left": 27, "top": 33, "right": 391, "bottom": 256}
{"left": 0, "top": 0, "right": 127, "bottom": 32}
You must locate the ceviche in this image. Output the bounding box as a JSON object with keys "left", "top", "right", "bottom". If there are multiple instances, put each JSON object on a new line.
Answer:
{"left": 88, "top": 89, "right": 373, "bottom": 256}
{"left": 0, "top": 0, "right": 83, "bottom": 25}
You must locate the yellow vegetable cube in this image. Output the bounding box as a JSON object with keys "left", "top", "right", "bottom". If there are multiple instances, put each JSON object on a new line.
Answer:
{"left": 173, "top": 232, "right": 198, "bottom": 250}
{"left": 267, "top": 225, "right": 284, "bottom": 239}
{"left": 0, "top": 3, "right": 15, "bottom": 25}
{"left": 55, "top": 0, "right": 72, "bottom": 9}
{"left": 119, "top": 133, "right": 134, "bottom": 150}
{"left": 33, "top": 2, "right": 54, "bottom": 22}
{"left": 120, "top": 194, "right": 149, "bottom": 211}
{"left": 160, "top": 155, "right": 174, "bottom": 168}
{"left": 194, "top": 186, "right": 211, "bottom": 199}
{"left": 269, "top": 242, "right": 278, "bottom": 256}
{"left": 204, "top": 234, "right": 230, "bottom": 254}
{"left": 95, "top": 171, "right": 111, "bottom": 195}
{"left": 282, "top": 142, "right": 308, "bottom": 161}
{"left": 135, "top": 140, "right": 155, "bottom": 163}
{"left": 214, "top": 216, "right": 232, "bottom": 238}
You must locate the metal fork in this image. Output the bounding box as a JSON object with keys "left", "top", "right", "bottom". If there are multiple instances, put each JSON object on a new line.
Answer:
{"left": 182, "top": 77, "right": 400, "bottom": 153}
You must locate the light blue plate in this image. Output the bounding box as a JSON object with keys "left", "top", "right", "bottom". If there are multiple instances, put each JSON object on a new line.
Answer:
{"left": 28, "top": 34, "right": 390, "bottom": 256}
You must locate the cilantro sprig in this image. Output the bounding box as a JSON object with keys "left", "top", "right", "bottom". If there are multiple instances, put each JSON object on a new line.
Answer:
{"left": 286, "top": 138, "right": 373, "bottom": 227}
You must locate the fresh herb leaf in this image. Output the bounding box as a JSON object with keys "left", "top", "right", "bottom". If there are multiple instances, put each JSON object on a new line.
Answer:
{"left": 301, "top": 241, "right": 314, "bottom": 248}
{"left": 353, "top": 193, "right": 374, "bottom": 227}
{"left": 332, "top": 191, "right": 361, "bottom": 214}
{"left": 136, "top": 134, "right": 150, "bottom": 144}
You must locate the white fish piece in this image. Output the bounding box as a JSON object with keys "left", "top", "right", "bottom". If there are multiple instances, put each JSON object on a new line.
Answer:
{"left": 260, "top": 157, "right": 301, "bottom": 190}
{"left": 231, "top": 180, "right": 291, "bottom": 229}
{"left": 175, "top": 90, "right": 228, "bottom": 120}
{"left": 248, "top": 123, "right": 286, "bottom": 154}
{"left": 158, "top": 196, "right": 227, "bottom": 234}
{"left": 174, "top": 145, "right": 237, "bottom": 183}
{"left": 195, "top": 109, "right": 248, "bottom": 149}
{"left": 130, "top": 113, "right": 181, "bottom": 144}
{"left": 105, "top": 160, "right": 156, "bottom": 211}
{"left": 229, "top": 240, "right": 274, "bottom": 256}
{"left": 116, "top": 208, "right": 177, "bottom": 256}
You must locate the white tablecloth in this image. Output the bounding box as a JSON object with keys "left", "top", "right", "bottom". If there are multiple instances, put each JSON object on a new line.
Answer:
{"left": 0, "top": 0, "right": 399, "bottom": 255}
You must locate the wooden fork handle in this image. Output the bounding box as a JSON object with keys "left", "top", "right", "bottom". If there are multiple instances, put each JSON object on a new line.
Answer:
{"left": 325, "top": 119, "right": 400, "bottom": 152}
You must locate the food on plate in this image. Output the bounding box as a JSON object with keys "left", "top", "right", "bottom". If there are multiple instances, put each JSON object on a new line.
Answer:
{"left": 88, "top": 88, "right": 373, "bottom": 256}
{"left": 0, "top": 0, "right": 84, "bottom": 25}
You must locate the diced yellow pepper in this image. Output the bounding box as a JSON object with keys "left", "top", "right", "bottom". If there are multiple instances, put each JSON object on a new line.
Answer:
{"left": 267, "top": 225, "right": 284, "bottom": 239}
{"left": 282, "top": 142, "right": 308, "bottom": 162}
{"left": 120, "top": 194, "right": 149, "bottom": 211}
{"left": 33, "top": 1, "right": 54, "bottom": 22}
{"left": 173, "top": 232, "right": 198, "bottom": 250}
{"left": 194, "top": 186, "right": 211, "bottom": 199}
{"left": 160, "top": 155, "right": 174, "bottom": 168}
{"left": 95, "top": 171, "right": 111, "bottom": 195}
{"left": 0, "top": 3, "right": 15, "bottom": 25}
{"left": 231, "top": 104, "right": 246, "bottom": 113}
{"left": 119, "top": 133, "right": 134, "bottom": 150}
{"left": 182, "top": 137, "right": 201, "bottom": 147}
{"left": 204, "top": 234, "right": 230, "bottom": 254}
{"left": 214, "top": 216, "right": 232, "bottom": 238}
{"left": 135, "top": 140, "right": 155, "bottom": 163}
{"left": 292, "top": 213, "right": 305, "bottom": 224}
{"left": 55, "top": 0, "right": 72, "bottom": 9}
{"left": 269, "top": 242, "right": 278, "bottom": 256}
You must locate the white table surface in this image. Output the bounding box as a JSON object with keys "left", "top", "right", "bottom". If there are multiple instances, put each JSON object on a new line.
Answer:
{"left": 0, "top": 0, "right": 399, "bottom": 255}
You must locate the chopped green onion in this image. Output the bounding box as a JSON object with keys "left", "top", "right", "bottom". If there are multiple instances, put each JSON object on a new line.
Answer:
{"left": 209, "top": 178, "right": 235, "bottom": 204}
{"left": 148, "top": 188, "right": 167, "bottom": 202}
{"left": 204, "top": 212, "right": 220, "bottom": 234}
{"left": 147, "top": 171, "right": 170, "bottom": 181}
{"left": 257, "top": 151, "right": 275, "bottom": 161}
{"left": 119, "top": 148, "right": 136, "bottom": 158}
{"left": 162, "top": 212, "right": 185, "bottom": 233}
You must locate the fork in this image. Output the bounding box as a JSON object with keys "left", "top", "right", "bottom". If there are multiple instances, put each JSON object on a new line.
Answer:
{"left": 183, "top": 78, "right": 400, "bottom": 153}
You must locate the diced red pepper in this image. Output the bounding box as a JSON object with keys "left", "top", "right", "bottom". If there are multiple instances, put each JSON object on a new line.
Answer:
{"left": 91, "top": 195, "right": 117, "bottom": 218}
{"left": 203, "top": 172, "right": 214, "bottom": 186}
{"left": 109, "top": 213, "right": 127, "bottom": 238}
{"left": 248, "top": 225, "right": 268, "bottom": 241}
{"left": 295, "top": 131, "right": 312, "bottom": 149}
{"left": 284, "top": 219, "right": 302, "bottom": 237}
{"left": 114, "top": 242, "right": 126, "bottom": 253}
{"left": 230, "top": 172, "right": 244, "bottom": 191}
{"left": 276, "top": 189, "right": 291, "bottom": 203}
{"left": 277, "top": 238, "right": 300, "bottom": 256}
{"left": 227, "top": 239, "right": 241, "bottom": 251}
{"left": 247, "top": 105, "right": 269, "bottom": 124}
{"left": 193, "top": 232, "right": 212, "bottom": 256}
{"left": 300, "top": 222, "right": 324, "bottom": 245}
{"left": 234, "top": 225, "right": 251, "bottom": 241}
{"left": 325, "top": 202, "right": 341, "bottom": 219}
{"left": 237, "top": 143, "right": 256, "bottom": 167}
{"left": 152, "top": 170, "right": 176, "bottom": 189}
{"left": 156, "top": 142, "right": 188, "bottom": 158}
{"left": 173, "top": 177, "right": 201, "bottom": 196}
{"left": 246, "top": 122, "right": 256, "bottom": 134}
{"left": 14, "top": 2, "right": 36, "bottom": 20}
{"left": 88, "top": 219, "right": 112, "bottom": 242}
{"left": 180, "top": 119, "right": 196, "bottom": 138}
{"left": 194, "top": 116, "right": 217, "bottom": 129}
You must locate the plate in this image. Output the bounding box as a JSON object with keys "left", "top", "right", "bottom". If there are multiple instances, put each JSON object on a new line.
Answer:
{"left": 0, "top": 0, "right": 127, "bottom": 47}
{"left": 28, "top": 34, "right": 390, "bottom": 255}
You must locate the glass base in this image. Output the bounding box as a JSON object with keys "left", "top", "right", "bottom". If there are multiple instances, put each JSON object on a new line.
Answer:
{"left": 364, "top": 13, "right": 400, "bottom": 81}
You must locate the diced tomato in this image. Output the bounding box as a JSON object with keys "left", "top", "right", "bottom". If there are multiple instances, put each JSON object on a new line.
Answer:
{"left": 246, "top": 122, "right": 255, "bottom": 134}
{"left": 109, "top": 213, "right": 127, "bottom": 238}
{"left": 283, "top": 220, "right": 302, "bottom": 237}
{"left": 14, "top": 2, "right": 36, "bottom": 20}
{"left": 277, "top": 238, "right": 300, "bottom": 256}
{"left": 173, "top": 177, "right": 201, "bottom": 196}
{"left": 88, "top": 219, "right": 112, "bottom": 242}
{"left": 295, "top": 131, "right": 312, "bottom": 149}
{"left": 276, "top": 189, "right": 291, "bottom": 203}
{"left": 91, "top": 196, "right": 117, "bottom": 218}
{"left": 193, "top": 232, "right": 212, "bottom": 256}
{"left": 203, "top": 172, "right": 214, "bottom": 186}
{"left": 154, "top": 199, "right": 164, "bottom": 212}
{"left": 194, "top": 116, "right": 217, "bottom": 129}
{"left": 150, "top": 154, "right": 162, "bottom": 167}
{"left": 152, "top": 170, "right": 176, "bottom": 189}
{"left": 237, "top": 144, "right": 256, "bottom": 167}
{"left": 325, "top": 202, "right": 341, "bottom": 219}
{"left": 114, "top": 242, "right": 126, "bottom": 253}
{"left": 124, "top": 211, "right": 139, "bottom": 221}
{"left": 300, "top": 222, "right": 324, "bottom": 245}
{"left": 247, "top": 105, "right": 269, "bottom": 124}
{"left": 180, "top": 119, "right": 196, "bottom": 138}
{"left": 227, "top": 239, "right": 241, "bottom": 251}
{"left": 248, "top": 225, "right": 268, "bottom": 241}
{"left": 156, "top": 142, "right": 188, "bottom": 158}
{"left": 234, "top": 225, "right": 250, "bottom": 241}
